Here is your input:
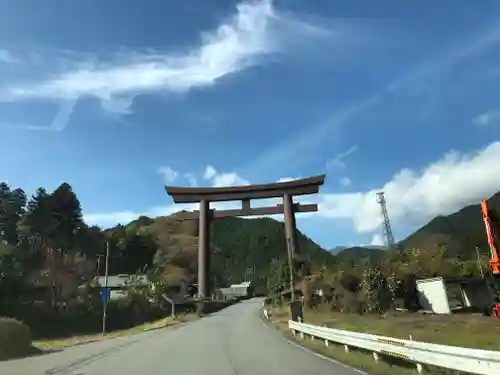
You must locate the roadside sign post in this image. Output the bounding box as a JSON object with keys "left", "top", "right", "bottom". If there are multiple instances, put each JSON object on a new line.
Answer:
{"left": 100, "top": 287, "right": 110, "bottom": 305}
{"left": 102, "top": 241, "right": 110, "bottom": 335}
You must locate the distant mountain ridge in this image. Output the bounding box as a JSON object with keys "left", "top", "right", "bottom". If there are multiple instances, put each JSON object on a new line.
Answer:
{"left": 328, "top": 191, "right": 500, "bottom": 263}
{"left": 101, "top": 190, "right": 500, "bottom": 288}
{"left": 329, "top": 245, "right": 385, "bottom": 254}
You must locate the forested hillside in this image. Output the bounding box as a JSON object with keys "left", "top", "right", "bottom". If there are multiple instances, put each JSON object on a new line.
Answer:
{"left": 102, "top": 213, "right": 338, "bottom": 290}
{"left": 1, "top": 179, "right": 499, "bottom": 341}
{"left": 400, "top": 191, "right": 500, "bottom": 258}
{"left": 0, "top": 181, "right": 336, "bottom": 301}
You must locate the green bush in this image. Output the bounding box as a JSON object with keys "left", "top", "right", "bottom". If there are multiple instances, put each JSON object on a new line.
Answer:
{"left": 1, "top": 294, "right": 168, "bottom": 339}
{"left": 0, "top": 317, "right": 32, "bottom": 360}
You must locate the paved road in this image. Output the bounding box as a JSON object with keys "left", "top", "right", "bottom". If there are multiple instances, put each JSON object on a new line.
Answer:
{"left": 2, "top": 299, "right": 363, "bottom": 375}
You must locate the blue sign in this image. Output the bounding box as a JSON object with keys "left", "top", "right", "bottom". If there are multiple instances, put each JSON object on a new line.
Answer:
{"left": 100, "top": 287, "right": 110, "bottom": 305}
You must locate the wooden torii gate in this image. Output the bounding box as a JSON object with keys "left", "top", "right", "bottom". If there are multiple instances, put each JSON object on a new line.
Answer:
{"left": 165, "top": 175, "right": 325, "bottom": 301}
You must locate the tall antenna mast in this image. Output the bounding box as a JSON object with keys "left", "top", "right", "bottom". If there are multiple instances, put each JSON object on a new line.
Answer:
{"left": 376, "top": 192, "right": 395, "bottom": 249}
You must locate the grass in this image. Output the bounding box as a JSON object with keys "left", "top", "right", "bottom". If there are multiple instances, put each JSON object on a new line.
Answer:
{"left": 265, "top": 305, "right": 492, "bottom": 375}
{"left": 33, "top": 313, "right": 198, "bottom": 350}
{"left": 269, "top": 305, "right": 500, "bottom": 349}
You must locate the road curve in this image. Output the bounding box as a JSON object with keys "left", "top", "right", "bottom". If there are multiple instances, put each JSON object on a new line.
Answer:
{"left": 2, "top": 299, "right": 362, "bottom": 375}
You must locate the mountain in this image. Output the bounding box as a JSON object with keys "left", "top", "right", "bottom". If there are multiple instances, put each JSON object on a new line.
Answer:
{"left": 101, "top": 191, "right": 500, "bottom": 292}
{"left": 335, "top": 247, "right": 386, "bottom": 265}
{"left": 329, "top": 246, "right": 347, "bottom": 254}
{"left": 104, "top": 214, "right": 337, "bottom": 290}
{"left": 400, "top": 192, "right": 500, "bottom": 259}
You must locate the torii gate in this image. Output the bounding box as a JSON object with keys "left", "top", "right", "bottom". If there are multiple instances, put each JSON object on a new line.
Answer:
{"left": 165, "top": 175, "right": 325, "bottom": 301}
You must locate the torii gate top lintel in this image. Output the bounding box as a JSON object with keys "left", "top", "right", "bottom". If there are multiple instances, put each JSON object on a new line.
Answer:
{"left": 165, "top": 174, "right": 325, "bottom": 204}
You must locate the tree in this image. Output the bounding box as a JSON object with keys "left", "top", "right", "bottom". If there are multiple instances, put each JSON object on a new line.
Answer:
{"left": 18, "top": 187, "right": 54, "bottom": 244}
{"left": 361, "top": 267, "right": 394, "bottom": 314}
{"left": 49, "top": 182, "right": 84, "bottom": 252}
{"left": 0, "top": 183, "right": 27, "bottom": 245}
{"left": 339, "top": 271, "right": 362, "bottom": 294}
{"left": 15, "top": 184, "right": 91, "bottom": 311}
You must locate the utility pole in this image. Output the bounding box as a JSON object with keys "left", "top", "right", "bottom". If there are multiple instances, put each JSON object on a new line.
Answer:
{"left": 102, "top": 241, "right": 110, "bottom": 336}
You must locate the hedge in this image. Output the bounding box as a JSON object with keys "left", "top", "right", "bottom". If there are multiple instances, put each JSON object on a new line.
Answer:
{"left": 0, "top": 317, "right": 32, "bottom": 360}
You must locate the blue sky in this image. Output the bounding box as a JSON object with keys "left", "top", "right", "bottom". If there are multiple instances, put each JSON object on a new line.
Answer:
{"left": 1, "top": 0, "right": 500, "bottom": 249}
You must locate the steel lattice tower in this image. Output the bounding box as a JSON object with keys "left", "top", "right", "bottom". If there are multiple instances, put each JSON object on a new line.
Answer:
{"left": 376, "top": 192, "right": 395, "bottom": 249}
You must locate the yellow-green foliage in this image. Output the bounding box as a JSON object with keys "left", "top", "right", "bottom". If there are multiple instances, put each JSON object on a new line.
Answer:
{"left": 0, "top": 317, "right": 32, "bottom": 360}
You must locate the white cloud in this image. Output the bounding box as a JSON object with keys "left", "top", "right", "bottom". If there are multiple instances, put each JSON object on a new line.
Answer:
{"left": 85, "top": 141, "right": 500, "bottom": 237}
{"left": 339, "top": 177, "right": 351, "bottom": 186}
{"left": 183, "top": 173, "right": 198, "bottom": 187}
{"left": 203, "top": 165, "right": 217, "bottom": 180}
{"left": 317, "top": 141, "right": 500, "bottom": 235}
{"left": 370, "top": 233, "right": 385, "bottom": 247}
{"left": 206, "top": 166, "right": 250, "bottom": 187}
{"left": 0, "top": 49, "right": 19, "bottom": 64}
{"left": 473, "top": 109, "right": 500, "bottom": 127}
{"left": 213, "top": 172, "right": 249, "bottom": 187}
{"left": 85, "top": 165, "right": 257, "bottom": 227}
{"left": 84, "top": 204, "right": 190, "bottom": 227}
{"left": 0, "top": 0, "right": 329, "bottom": 115}
{"left": 157, "top": 166, "right": 179, "bottom": 183}
{"left": 326, "top": 145, "right": 358, "bottom": 170}
{"left": 276, "top": 177, "right": 301, "bottom": 183}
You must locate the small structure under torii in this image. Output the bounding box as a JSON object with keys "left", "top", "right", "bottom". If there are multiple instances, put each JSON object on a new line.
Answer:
{"left": 165, "top": 175, "right": 325, "bottom": 301}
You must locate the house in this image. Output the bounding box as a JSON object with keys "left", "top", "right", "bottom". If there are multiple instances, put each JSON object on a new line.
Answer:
{"left": 219, "top": 281, "right": 254, "bottom": 300}
{"left": 96, "top": 274, "right": 150, "bottom": 300}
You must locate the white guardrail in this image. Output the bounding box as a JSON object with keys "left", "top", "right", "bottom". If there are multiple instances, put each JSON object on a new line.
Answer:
{"left": 288, "top": 320, "right": 500, "bottom": 375}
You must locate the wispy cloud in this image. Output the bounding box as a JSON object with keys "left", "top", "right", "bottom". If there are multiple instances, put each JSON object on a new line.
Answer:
{"left": 203, "top": 166, "right": 217, "bottom": 180}
{"left": 245, "top": 21, "right": 500, "bottom": 176}
{"left": 473, "top": 109, "right": 500, "bottom": 127}
{"left": 0, "top": 49, "right": 20, "bottom": 64}
{"left": 0, "top": 99, "right": 78, "bottom": 132}
{"left": 183, "top": 173, "right": 198, "bottom": 187}
{"left": 0, "top": 0, "right": 329, "bottom": 120}
{"left": 326, "top": 145, "right": 358, "bottom": 170}
{"left": 339, "top": 177, "right": 351, "bottom": 187}
{"left": 157, "top": 166, "right": 179, "bottom": 183}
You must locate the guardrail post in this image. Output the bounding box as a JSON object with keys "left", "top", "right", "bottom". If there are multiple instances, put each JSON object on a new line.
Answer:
{"left": 372, "top": 352, "right": 379, "bottom": 363}
{"left": 300, "top": 332, "right": 304, "bottom": 339}
{"left": 311, "top": 335, "right": 314, "bottom": 342}
{"left": 324, "top": 339, "right": 329, "bottom": 347}
{"left": 410, "top": 334, "right": 423, "bottom": 374}
{"left": 344, "top": 345, "right": 349, "bottom": 353}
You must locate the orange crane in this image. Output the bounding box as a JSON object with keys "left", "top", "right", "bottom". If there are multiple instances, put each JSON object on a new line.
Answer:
{"left": 480, "top": 200, "right": 500, "bottom": 317}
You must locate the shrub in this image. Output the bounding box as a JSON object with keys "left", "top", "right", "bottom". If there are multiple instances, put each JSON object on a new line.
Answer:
{"left": 0, "top": 317, "right": 32, "bottom": 360}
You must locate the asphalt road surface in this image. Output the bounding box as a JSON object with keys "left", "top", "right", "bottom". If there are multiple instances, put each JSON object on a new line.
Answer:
{"left": 2, "top": 298, "right": 364, "bottom": 375}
